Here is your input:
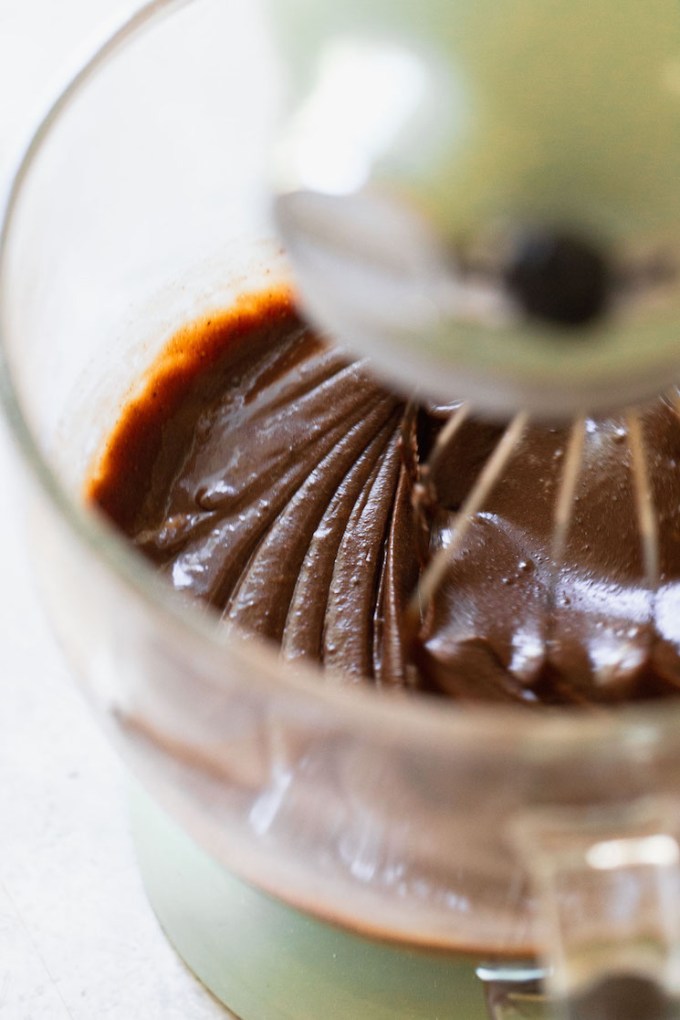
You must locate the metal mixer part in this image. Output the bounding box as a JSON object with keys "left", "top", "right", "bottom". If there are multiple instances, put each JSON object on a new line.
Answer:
{"left": 272, "top": 0, "right": 680, "bottom": 419}
{"left": 276, "top": 189, "right": 680, "bottom": 419}
{"left": 270, "top": 0, "right": 680, "bottom": 691}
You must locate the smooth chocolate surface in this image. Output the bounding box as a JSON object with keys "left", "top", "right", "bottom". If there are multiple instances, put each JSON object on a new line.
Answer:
{"left": 87, "top": 290, "right": 680, "bottom": 705}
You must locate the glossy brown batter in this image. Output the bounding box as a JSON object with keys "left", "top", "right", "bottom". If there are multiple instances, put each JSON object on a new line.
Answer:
{"left": 86, "top": 289, "right": 680, "bottom": 705}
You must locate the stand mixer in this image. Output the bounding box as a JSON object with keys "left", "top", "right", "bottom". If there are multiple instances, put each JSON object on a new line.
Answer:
{"left": 270, "top": 1, "right": 680, "bottom": 1015}
{"left": 3, "top": 2, "right": 680, "bottom": 1019}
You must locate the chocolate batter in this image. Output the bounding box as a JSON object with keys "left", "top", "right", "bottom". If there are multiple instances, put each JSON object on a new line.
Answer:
{"left": 86, "top": 289, "right": 680, "bottom": 705}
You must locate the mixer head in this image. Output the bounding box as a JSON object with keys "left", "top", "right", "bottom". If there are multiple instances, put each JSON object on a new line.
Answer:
{"left": 271, "top": 0, "right": 680, "bottom": 420}
{"left": 269, "top": 0, "right": 680, "bottom": 620}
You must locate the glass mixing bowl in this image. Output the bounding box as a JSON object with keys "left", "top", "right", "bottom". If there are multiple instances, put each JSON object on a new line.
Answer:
{"left": 3, "top": 3, "right": 680, "bottom": 1018}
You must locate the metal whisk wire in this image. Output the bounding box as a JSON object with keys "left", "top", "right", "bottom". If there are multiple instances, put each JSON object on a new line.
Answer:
{"left": 627, "top": 410, "right": 660, "bottom": 590}
{"left": 407, "top": 409, "right": 529, "bottom": 624}
{"left": 426, "top": 402, "right": 471, "bottom": 477}
{"left": 552, "top": 415, "right": 587, "bottom": 567}
{"left": 539, "top": 413, "right": 587, "bottom": 678}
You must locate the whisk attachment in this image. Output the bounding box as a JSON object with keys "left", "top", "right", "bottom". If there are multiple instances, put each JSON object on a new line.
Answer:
{"left": 406, "top": 400, "right": 667, "bottom": 698}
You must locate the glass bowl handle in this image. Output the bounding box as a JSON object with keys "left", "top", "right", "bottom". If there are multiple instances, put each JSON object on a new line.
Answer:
{"left": 500, "top": 797, "right": 680, "bottom": 1019}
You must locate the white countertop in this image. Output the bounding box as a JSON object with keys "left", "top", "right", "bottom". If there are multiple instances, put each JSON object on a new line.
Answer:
{"left": 0, "top": 3, "right": 231, "bottom": 1016}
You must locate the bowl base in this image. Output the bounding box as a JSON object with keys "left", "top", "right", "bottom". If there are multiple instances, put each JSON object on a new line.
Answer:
{"left": 130, "top": 785, "right": 489, "bottom": 1019}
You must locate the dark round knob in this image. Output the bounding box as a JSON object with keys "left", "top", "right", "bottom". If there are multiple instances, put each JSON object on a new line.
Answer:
{"left": 504, "top": 229, "right": 610, "bottom": 328}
